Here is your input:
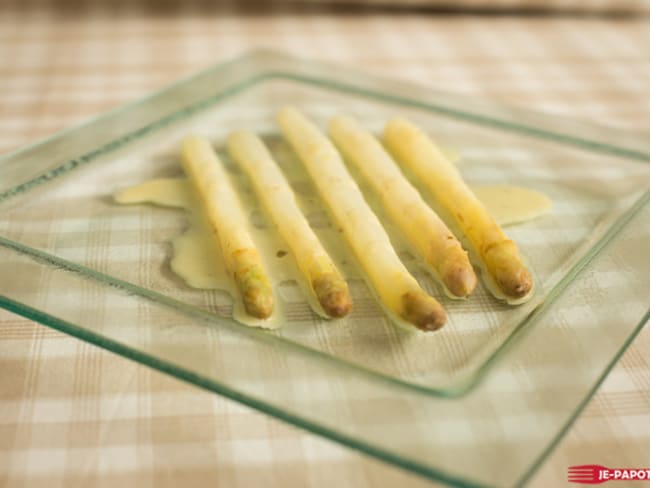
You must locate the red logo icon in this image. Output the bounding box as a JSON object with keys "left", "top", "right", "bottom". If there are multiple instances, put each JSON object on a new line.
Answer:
{"left": 568, "top": 465, "right": 650, "bottom": 484}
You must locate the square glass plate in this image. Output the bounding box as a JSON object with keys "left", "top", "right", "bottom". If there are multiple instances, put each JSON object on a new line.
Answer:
{"left": 0, "top": 50, "right": 648, "bottom": 487}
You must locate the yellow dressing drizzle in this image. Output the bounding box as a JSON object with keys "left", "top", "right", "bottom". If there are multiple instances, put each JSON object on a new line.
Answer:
{"left": 469, "top": 184, "right": 552, "bottom": 226}
{"left": 114, "top": 176, "right": 551, "bottom": 326}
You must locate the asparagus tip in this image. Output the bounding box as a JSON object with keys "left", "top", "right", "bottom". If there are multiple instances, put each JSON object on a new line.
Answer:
{"left": 442, "top": 263, "right": 478, "bottom": 298}
{"left": 313, "top": 274, "right": 353, "bottom": 318}
{"left": 401, "top": 291, "right": 446, "bottom": 332}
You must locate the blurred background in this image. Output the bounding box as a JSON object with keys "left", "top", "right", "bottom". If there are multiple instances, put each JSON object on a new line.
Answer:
{"left": 1, "top": 0, "right": 649, "bottom": 157}
{"left": 1, "top": 1, "right": 649, "bottom": 487}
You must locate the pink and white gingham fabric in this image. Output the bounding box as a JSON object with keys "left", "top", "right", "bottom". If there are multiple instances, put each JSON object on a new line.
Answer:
{"left": 1, "top": 3, "right": 649, "bottom": 487}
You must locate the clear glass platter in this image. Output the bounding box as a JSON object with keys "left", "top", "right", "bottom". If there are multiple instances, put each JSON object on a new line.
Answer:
{"left": 0, "top": 50, "right": 648, "bottom": 487}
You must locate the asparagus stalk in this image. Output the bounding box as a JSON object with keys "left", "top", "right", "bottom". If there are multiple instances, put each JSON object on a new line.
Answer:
{"left": 227, "top": 130, "right": 352, "bottom": 318}
{"left": 277, "top": 107, "right": 446, "bottom": 331}
{"left": 182, "top": 135, "right": 274, "bottom": 319}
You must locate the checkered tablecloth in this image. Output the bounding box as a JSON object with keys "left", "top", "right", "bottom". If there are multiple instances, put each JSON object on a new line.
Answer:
{"left": 1, "top": 3, "right": 649, "bottom": 487}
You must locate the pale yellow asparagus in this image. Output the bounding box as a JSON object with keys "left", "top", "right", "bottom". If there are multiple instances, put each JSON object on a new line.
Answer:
{"left": 227, "top": 130, "right": 352, "bottom": 318}
{"left": 277, "top": 107, "right": 446, "bottom": 331}
{"left": 384, "top": 118, "right": 533, "bottom": 302}
{"left": 182, "top": 136, "right": 274, "bottom": 319}
{"left": 328, "top": 115, "right": 477, "bottom": 299}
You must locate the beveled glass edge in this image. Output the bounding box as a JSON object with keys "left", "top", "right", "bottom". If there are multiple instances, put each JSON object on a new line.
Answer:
{"left": 274, "top": 71, "right": 650, "bottom": 162}
{"left": 0, "top": 74, "right": 269, "bottom": 203}
{"left": 463, "top": 189, "right": 650, "bottom": 394}
{"left": 515, "top": 307, "right": 650, "bottom": 488}
{"left": 0, "top": 50, "right": 648, "bottom": 398}
{"left": 0, "top": 52, "right": 260, "bottom": 169}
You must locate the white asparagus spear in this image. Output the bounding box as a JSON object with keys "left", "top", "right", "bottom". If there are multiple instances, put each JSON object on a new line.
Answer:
{"left": 384, "top": 118, "right": 533, "bottom": 303}
{"left": 277, "top": 107, "right": 446, "bottom": 331}
{"left": 328, "top": 115, "right": 477, "bottom": 299}
{"left": 227, "top": 130, "right": 352, "bottom": 318}
{"left": 182, "top": 136, "right": 274, "bottom": 319}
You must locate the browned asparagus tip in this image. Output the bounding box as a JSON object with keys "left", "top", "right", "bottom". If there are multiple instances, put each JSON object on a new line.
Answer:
{"left": 239, "top": 282, "right": 274, "bottom": 319}
{"left": 483, "top": 239, "right": 533, "bottom": 299}
{"left": 442, "top": 263, "right": 478, "bottom": 298}
{"left": 401, "top": 291, "right": 447, "bottom": 332}
{"left": 232, "top": 249, "right": 274, "bottom": 319}
{"left": 497, "top": 267, "right": 533, "bottom": 299}
{"left": 312, "top": 274, "right": 353, "bottom": 318}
